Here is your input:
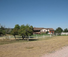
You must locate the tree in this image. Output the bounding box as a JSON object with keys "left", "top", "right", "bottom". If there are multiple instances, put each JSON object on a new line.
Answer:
{"left": 30, "top": 25, "right": 33, "bottom": 35}
{"left": 0, "top": 29, "right": 2, "bottom": 36}
{"left": 18, "top": 27, "right": 26, "bottom": 39}
{"left": 46, "top": 31, "right": 49, "bottom": 34}
{"left": 14, "top": 24, "right": 20, "bottom": 29}
{"left": 11, "top": 24, "right": 20, "bottom": 39}
{"left": 11, "top": 28, "right": 18, "bottom": 39}
{"left": 18, "top": 24, "right": 33, "bottom": 40}
{"left": 0, "top": 25, "right": 6, "bottom": 36}
{"left": 2, "top": 30, "right": 6, "bottom": 35}
{"left": 64, "top": 28, "right": 68, "bottom": 32}
{"left": 20, "top": 24, "right": 25, "bottom": 29}
{"left": 6, "top": 28, "right": 12, "bottom": 34}
{"left": 55, "top": 27, "right": 63, "bottom": 35}
{"left": 25, "top": 24, "right": 33, "bottom": 36}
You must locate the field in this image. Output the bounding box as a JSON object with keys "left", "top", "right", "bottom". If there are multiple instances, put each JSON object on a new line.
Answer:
{"left": 0, "top": 36, "right": 68, "bottom": 57}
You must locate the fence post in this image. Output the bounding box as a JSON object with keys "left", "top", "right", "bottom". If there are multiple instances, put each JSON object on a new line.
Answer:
{"left": 29, "top": 36, "right": 30, "bottom": 39}
{"left": 27, "top": 37, "right": 29, "bottom": 41}
{"left": 36, "top": 35, "right": 38, "bottom": 39}
{"left": 56, "top": 33, "right": 57, "bottom": 36}
{"left": 43, "top": 35, "right": 44, "bottom": 38}
{"left": 9, "top": 36, "right": 10, "bottom": 39}
{"left": 50, "top": 34, "right": 51, "bottom": 37}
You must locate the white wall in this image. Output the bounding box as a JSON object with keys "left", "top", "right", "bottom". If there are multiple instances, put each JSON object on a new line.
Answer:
{"left": 40, "top": 29, "right": 49, "bottom": 32}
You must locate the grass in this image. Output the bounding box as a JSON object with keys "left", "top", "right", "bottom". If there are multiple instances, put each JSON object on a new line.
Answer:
{"left": 61, "top": 34, "right": 68, "bottom": 36}
{"left": 0, "top": 34, "right": 51, "bottom": 45}
{"left": 26, "top": 47, "right": 34, "bottom": 49}
{"left": 0, "top": 39, "right": 27, "bottom": 45}
{"left": 0, "top": 36, "right": 68, "bottom": 57}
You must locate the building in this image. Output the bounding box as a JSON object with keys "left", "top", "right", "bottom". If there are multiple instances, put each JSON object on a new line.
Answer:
{"left": 33, "top": 27, "right": 54, "bottom": 34}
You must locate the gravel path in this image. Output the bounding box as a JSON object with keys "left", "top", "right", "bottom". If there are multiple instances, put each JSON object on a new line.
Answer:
{"left": 41, "top": 46, "right": 68, "bottom": 57}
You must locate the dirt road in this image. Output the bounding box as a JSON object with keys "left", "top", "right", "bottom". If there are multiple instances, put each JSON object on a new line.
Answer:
{"left": 42, "top": 46, "right": 68, "bottom": 57}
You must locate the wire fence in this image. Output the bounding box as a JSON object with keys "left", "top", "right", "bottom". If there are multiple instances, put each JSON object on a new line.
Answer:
{"left": 0, "top": 34, "right": 55, "bottom": 41}
{"left": 0, "top": 33, "right": 68, "bottom": 41}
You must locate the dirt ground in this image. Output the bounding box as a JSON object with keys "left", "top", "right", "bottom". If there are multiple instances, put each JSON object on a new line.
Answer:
{"left": 42, "top": 46, "right": 68, "bottom": 57}
{"left": 0, "top": 36, "right": 68, "bottom": 57}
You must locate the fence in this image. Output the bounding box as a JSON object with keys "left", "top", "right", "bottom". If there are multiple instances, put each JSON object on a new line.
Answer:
{"left": 0, "top": 36, "right": 14, "bottom": 40}
{"left": 0, "top": 34, "right": 54, "bottom": 40}
{"left": 61, "top": 32, "right": 68, "bottom": 35}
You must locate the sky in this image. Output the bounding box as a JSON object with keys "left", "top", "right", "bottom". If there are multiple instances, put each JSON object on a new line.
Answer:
{"left": 0, "top": 0, "right": 68, "bottom": 29}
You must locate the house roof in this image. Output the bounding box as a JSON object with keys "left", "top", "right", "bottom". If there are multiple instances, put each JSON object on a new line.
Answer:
{"left": 33, "top": 27, "right": 44, "bottom": 30}
{"left": 33, "top": 27, "right": 54, "bottom": 30}
{"left": 46, "top": 28, "right": 54, "bottom": 30}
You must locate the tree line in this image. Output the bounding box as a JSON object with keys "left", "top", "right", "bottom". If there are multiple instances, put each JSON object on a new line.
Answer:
{"left": 0, "top": 24, "right": 13, "bottom": 36}
{"left": 55, "top": 27, "right": 68, "bottom": 33}
{"left": 0, "top": 24, "right": 33, "bottom": 40}
{"left": 0, "top": 25, "right": 5, "bottom": 35}
{"left": 0, "top": 24, "right": 68, "bottom": 38}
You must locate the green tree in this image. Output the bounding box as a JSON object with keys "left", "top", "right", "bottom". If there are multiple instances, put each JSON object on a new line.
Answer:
{"left": 18, "top": 24, "right": 33, "bottom": 40}
{"left": 0, "top": 29, "right": 2, "bottom": 36}
{"left": 18, "top": 27, "right": 26, "bottom": 39}
{"left": 11, "top": 28, "right": 18, "bottom": 39}
{"left": 6, "top": 28, "right": 12, "bottom": 34}
{"left": 46, "top": 31, "right": 49, "bottom": 34}
{"left": 2, "top": 30, "right": 6, "bottom": 35}
{"left": 14, "top": 24, "right": 20, "bottom": 29}
{"left": 25, "top": 24, "right": 33, "bottom": 36}
{"left": 1, "top": 26, "right": 5, "bottom": 30}
{"left": 0, "top": 25, "right": 6, "bottom": 36}
{"left": 20, "top": 24, "right": 25, "bottom": 29}
{"left": 55, "top": 27, "right": 63, "bottom": 33}
{"left": 30, "top": 25, "right": 33, "bottom": 35}
{"left": 64, "top": 28, "right": 68, "bottom": 32}
{"left": 11, "top": 24, "right": 20, "bottom": 39}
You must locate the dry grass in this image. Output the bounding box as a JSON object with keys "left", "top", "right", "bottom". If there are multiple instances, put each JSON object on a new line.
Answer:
{"left": 0, "top": 36, "right": 68, "bottom": 57}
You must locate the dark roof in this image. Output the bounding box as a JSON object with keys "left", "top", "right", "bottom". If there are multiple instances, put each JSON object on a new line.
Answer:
{"left": 33, "top": 27, "right": 54, "bottom": 30}
{"left": 33, "top": 27, "right": 44, "bottom": 30}
{"left": 46, "top": 28, "right": 54, "bottom": 30}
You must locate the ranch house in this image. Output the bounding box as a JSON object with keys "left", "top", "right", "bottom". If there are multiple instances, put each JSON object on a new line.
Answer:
{"left": 33, "top": 27, "right": 54, "bottom": 34}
